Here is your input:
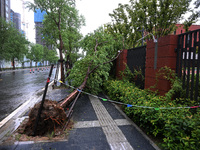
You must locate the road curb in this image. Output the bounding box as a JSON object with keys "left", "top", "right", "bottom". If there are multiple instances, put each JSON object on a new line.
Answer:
{"left": 0, "top": 80, "right": 54, "bottom": 144}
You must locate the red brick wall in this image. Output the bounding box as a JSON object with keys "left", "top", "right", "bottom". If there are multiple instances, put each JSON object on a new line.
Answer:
{"left": 145, "top": 35, "right": 178, "bottom": 95}
{"left": 116, "top": 50, "right": 127, "bottom": 79}
{"left": 175, "top": 24, "right": 200, "bottom": 35}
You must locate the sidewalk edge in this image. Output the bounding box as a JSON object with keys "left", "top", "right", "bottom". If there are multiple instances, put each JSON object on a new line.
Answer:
{"left": 104, "top": 95, "right": 161, "bottom": 150}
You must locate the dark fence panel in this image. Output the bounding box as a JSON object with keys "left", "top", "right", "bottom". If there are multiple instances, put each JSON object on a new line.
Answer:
{"left": 127, "top": 46, "right": 146, "bottom": 89}
{"left": 176, "top": 29, "right": 200, "bottom": 102}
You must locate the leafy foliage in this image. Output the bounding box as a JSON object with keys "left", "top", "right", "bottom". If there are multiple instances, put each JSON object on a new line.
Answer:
{"left": 43, "top": 46, "right": 58, "bottom": 64}
{"left": 104, "top": 79, "right": 200, "bottom": 149}
{"left": 26, "top": 0, "right": 85, "bottom": 81}
{"left": 183, "top": 0, "right": 200, "bottom": 31}
{"left": 67, "top": 27, "right": 123, "bottom": 94}
{"left": 106, "top": 0, "right": 192, "bottom": 48}
{"left": 120, "top": 64, "right": 145, "bottom": 88}
{"left": 0, "top": 17, "right": 29, "bottom": 69}
{"left": 27, "top": 43, "right": 44, "bottom": 67}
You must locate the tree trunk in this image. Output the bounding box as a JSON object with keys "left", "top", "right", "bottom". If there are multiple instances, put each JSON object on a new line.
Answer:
{"left": 60, "top": 64, "right": 91, "bottom": 108}
{"left": 65, "top": 55, "right": 71, "bottom": 77}
{"left": 60, "top": 50, "right": 122, "bottom": 108}
{"left": 12, "top": 58, "right": 15, "bottom": 70}
{"left": 59, "top": 49, "right": 65, "bottom": 82}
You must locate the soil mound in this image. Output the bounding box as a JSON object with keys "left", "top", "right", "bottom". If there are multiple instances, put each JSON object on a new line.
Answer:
{"left": 24, "top": 99, "right": 67, "bottom": 136}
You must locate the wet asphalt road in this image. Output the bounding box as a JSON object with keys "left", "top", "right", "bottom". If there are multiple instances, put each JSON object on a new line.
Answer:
{"left": 0, "top": 68, "right": 56, "bottom": 121}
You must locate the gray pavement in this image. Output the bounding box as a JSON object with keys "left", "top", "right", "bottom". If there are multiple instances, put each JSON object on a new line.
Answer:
{"left": 0, "top": 88, "right": 161, "bottom": 150}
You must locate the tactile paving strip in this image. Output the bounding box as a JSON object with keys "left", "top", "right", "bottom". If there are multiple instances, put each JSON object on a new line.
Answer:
{"left": 89, "top": 96, "right": 134, "bottom": 150}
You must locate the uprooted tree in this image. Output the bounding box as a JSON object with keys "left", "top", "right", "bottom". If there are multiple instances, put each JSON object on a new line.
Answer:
{"left": 60, "top": 27, "right": 125, "bottom": 107}
{"left": 24, "top": 27, "right": 124, "bottom": 136}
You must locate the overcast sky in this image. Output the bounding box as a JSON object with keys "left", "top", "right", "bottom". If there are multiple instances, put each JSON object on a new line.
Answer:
{"left": 10, "top": 0, "right": 129, "bottom": 43}
{"left": 10, "top": 0, "right": 199, "bottom": 44}
{"left": 76, "top": 0, "right": 129, "bottom": 36}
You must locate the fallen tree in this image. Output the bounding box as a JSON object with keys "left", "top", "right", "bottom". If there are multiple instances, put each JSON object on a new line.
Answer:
{"left": 24, "top": 27, "right": 124, "bottom": 136}
{"left": 60, "top": 27, "right": 124, "bottom": 107}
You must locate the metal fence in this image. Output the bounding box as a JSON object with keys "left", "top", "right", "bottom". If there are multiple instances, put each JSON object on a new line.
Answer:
{"left": 127, "top": 46, "right": 146, "bottom": 89}
{"left": 176, "top": 29, "right": 200, "bottom": 102}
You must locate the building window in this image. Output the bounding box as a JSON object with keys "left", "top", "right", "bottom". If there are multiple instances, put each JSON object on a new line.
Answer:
{"left": 6, "top": 0, "right": 9, "bottom": 5}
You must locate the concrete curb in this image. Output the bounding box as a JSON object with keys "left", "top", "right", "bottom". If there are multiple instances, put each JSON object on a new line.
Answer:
{"left": 0, "top": 81, "right": 54, "bottom": 144}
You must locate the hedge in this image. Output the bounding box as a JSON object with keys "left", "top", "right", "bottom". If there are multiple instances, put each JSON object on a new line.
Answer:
{"left": 104, "top": 79, "right": 200, "bottom": 150}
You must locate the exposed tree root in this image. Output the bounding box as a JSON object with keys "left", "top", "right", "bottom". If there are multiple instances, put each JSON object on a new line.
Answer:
{"left": 24, "top": 100, "right": 67, "bottom": 136}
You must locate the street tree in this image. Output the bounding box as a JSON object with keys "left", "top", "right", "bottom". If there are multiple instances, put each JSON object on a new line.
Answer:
{"left": 0, "top": 18, "right": 11, "bottom": 60}
{"left": 42, "top": 46, "right": 58, "bottom": 65}
{"left": 0, "top": 17, "right": 11, "bottom": 70}
{"left": 26, "top": 0, "right": 84, "bottom": 82}
{"left": 27, "top": 43, "right": 44, "bottom": 67}
{"left": 64, "top": 8, "right": 84, "bottom": 73}
{"left": 183, "top": 0, "right": 200, "bottom": 31}
{"left": 61, "top": 27, "right": 124, "bottom": 107}
{"left": 106, "top": 0, "right": 193, "bottom": 47}
{"left": 0, "top": 18, "right": 29, "bottom": 70}
{"left": 46, "top": 49, "right": 59, "bottom": 64}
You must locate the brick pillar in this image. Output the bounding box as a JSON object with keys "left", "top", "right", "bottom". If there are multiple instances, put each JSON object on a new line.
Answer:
{"left": 116, "top": 50, "right": 127, "bottom": 79}
{"left": 145, "top": 35, "right": 178, "bottom": 95}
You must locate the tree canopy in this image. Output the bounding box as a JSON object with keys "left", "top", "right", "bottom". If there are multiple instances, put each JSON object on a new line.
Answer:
{"left": 0, "top": 17, "right": 29, "bottom": 69}
{"left": 67, "top": 27, "right": 124, "bottom": 94}
{"left": 27, "top": 43, "right": 44, "bottom": 67}
{"left": 106, "top": 0, "right": 193, "bottom": 48}
{"left": 183, "top": 0, "right": 200, "bottom": 31}
{"left": 43, "top": 46, "right": 59, "bottom": 64}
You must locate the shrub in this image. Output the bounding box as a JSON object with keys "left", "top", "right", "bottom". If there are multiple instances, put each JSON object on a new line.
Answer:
{"left": 104, "top": 79, "right": 200, "bottom": 150}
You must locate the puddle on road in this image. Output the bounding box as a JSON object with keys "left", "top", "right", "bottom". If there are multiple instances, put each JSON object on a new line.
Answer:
{"left": 14, "top": 116, "right": 29, "bottom": 131}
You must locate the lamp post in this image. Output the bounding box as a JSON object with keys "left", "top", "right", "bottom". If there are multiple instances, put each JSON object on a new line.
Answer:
{"left": 138, "top": 27, "right": 144, "bottom": 46}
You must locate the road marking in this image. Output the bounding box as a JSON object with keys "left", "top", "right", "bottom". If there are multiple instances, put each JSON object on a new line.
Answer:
{"left": 89, "top": 96, "right": 134, "bottom": 150}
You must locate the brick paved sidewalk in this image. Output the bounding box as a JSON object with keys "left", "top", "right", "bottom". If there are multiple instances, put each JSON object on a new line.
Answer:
{"left": 0, "top": 91, "right": 161, "bottom": 150}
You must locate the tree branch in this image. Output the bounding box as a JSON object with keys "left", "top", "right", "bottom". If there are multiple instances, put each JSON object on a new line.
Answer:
{"left": 89, "top": 50, "right": 123, "bottom": 75}
{"left": 95, "top": 40, "right": 109, "bottom": 52}
{"left": 95, "top": 39, "right": 98, "bottom": 52}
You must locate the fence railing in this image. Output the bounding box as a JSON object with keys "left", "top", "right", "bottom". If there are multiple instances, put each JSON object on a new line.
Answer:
{"left": 176, "top": 29, "right": 200, "bottom": 102}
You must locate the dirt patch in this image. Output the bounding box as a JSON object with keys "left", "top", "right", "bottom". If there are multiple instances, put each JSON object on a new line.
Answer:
{"left": 4, "top": 118, "right": 74, "bottom": 144}
{"left": 24, "top": 99, "right": 67, "bottom": 136}
{"left": 2, "top": 99, "right": 74, "bottom": 145}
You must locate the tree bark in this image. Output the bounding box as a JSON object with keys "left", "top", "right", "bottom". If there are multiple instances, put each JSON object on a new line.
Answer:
{"left": 59, "top": 49, "right": 65, "bottom": 82}
{"left": 12, "top": 58, "right": 15, "bottom": 70}
{"left": 59, "top": 50, "right": 123, "bottom": 108}
{"left": 60, "top": 63, "right": 91, "bottom": 108}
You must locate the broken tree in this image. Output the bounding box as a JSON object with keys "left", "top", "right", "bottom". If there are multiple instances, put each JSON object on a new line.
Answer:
{"left": 61, "top": 27, "right": 124, "bottom": 107}
{"left": 24, "top": 27, "right": 124, "bottom": 136}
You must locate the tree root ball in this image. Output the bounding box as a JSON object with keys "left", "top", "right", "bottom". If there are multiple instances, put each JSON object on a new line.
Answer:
{"left": 24, "top": 99, "right": 67, "bottom": 136}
